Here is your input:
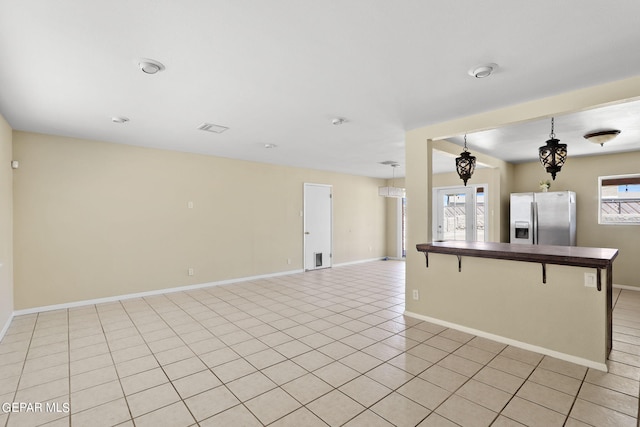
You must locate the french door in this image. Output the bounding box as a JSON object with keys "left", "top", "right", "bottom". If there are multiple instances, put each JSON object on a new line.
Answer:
{"left": 433, "top": 185, "right": 486, "bottom": 242}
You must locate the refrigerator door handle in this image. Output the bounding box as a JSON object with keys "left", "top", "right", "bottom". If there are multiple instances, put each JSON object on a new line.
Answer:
{"left": 532, "top": 201, "right": 538, "bottom": 245}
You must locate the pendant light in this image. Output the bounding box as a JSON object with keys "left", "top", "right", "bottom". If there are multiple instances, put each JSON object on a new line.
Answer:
{"left": 378, "top": 163, "right": 405, "bottom": 198}
{"left": 456, "top": 134, "right": 476, "bottom": 186}
{"left": 538, "top": 117, "right": 567, "bottom": 180}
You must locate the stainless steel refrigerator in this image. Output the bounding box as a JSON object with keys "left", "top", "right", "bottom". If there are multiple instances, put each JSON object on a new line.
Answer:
{"left": 510, "top": 191, "right": 576, "bottom": 246}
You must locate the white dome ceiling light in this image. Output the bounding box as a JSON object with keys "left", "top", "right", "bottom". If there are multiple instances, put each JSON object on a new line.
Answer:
{"left": 583, "top": 130, "right": 621, "bottom": 147}
{"left": 468, "top": 63, "right": 499, "bottom": 78}
{"left": 111, "top": 116, "right": 129, "bottom": 124}
{"left": 138, "top": 59, "right": 165, "bottom": 74}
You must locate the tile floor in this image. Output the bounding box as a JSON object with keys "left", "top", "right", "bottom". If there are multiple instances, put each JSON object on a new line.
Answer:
{"left": 0, "top": 260, "right": 639, "bottom": 426}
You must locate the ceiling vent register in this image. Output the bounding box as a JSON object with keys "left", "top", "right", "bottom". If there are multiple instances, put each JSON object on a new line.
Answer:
{"left": 197, "top": 123, "right": 229, "bottom": 134}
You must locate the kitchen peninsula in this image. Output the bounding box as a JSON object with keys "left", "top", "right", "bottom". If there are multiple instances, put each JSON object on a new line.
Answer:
{"left": 410, "top": 241, "right": 618, "bottom": 371}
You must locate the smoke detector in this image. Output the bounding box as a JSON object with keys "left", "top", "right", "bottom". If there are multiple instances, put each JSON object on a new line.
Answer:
{"left": 468, "top": 63, "right": 499, "bottom": 78}
{"left": 138, "top": 59, "right": 165, "bottom": 74}
{"left": 112, "top": 116, "right": 129, "bottom": 124}
{"left": 332, "top": 117, "right": 347, "bottom": 126}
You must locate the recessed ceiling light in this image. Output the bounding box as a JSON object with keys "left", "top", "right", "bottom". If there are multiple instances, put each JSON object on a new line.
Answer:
{"left": 468, "top": 63, "right": 499, "bottom": 78}
{"left": 332, "top": 117, "right": 347, "bottom": 126}
{"left": 111, "top": 116, "right": 129, "bottom": 124}
{"left": 264, "top": 144, "right": 277, "bottom": 149}
{"left": 197, "top": 123, "right": 229, "bottom": 133}
{"left": 138, "top": 59, "right": 165, "bottom": 74}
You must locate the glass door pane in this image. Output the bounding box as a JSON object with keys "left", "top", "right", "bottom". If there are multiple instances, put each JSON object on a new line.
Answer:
{"left": 434, "top": 187, "right": 475, "bottom": 241}
{"left": 476, "top": 186, "right": 485, "bottom": 242}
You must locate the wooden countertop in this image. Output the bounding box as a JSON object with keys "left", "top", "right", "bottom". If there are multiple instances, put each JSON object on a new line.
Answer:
{"left": 416, "top": 241, "right": 618, "bottom": 269}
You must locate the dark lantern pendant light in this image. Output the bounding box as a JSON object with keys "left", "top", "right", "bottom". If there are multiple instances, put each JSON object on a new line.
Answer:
{"left": 456, "top": 134, "right": 476, "bottom": 186}
{"left": 538, "top": 117, "right": 567, "bottom": 180}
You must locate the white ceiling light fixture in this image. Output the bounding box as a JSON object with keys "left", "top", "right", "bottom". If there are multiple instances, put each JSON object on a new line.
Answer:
{"left": 138, "top": 59, "right": 165, "bottom": 74}
{"left": 468, "top": 63, "right": 499, "bottom": 78}
{"left": 332, "top": 117, "right": 347, "bottom": 126}
{"left": 264, "top": 143, "right": 277, "bottom": 149}
{"left": 378, "top": 163, "right": 405, "bottom": 198}
{"left": 111, "top": 116, "right": 129, "bottom": 124}
{"left": 583, "top": 130, "right": 621, "bottom": 147}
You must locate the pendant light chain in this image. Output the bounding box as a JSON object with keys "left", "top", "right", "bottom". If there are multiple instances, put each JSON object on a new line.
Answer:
{"left": 549, "top": 117, "right": 555, "bottom": 139}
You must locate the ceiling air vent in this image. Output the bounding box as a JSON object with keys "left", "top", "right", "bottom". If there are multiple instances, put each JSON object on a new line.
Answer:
{"left": 197, "top": 123, "right": 229, "bottom": 134}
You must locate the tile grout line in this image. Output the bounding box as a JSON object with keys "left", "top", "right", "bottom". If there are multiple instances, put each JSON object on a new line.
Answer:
{"left": 116, "top": 297, "right": 200, "bottom": 425}
{"left": 89, "top": 303, "right": 135, "bottom": 425}
{"left": 562, "top": 364, "right": 590, "bottom": 426}
{"left": 4, "top": 314, "right": 38, "bottom": 427}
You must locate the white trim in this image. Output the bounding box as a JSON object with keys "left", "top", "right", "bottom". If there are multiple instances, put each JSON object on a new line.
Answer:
{"left": 13, "top": 269, "right": 304, "bottom": 316}
{"left": 0, "top": 312, "right": 14, "bottom": 342}
{"left": 404, "top": 310, "right": 608, "bottom": 372}
{"left": 614, "top": 284, "right": 640, "bottom": 291}
{"left": 333, "top": 258, "right": 386, "bottom": 267}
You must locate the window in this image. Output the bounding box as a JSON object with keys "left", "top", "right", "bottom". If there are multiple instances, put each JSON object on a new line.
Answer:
{"left": 599, "top": 174, "right": 640, "bottom": 224}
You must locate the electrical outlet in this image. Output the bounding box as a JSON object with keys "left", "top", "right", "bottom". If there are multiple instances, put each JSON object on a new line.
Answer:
{"left": 188, "top": 268, "right": 194, "bottom": 276}
{"left": 584, "top": 272, "right": 596, "bottom": 288}
{"left": 188, "top": 201, "right": 194, "bottom": 209}
{"left": 412, "top": 289, "right": 419, "bottom": 300}
{"left": 287, "top": 258, "right": 291, "bottom": 265}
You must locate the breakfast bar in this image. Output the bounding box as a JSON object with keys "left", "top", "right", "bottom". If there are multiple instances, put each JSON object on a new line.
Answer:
{"left": 411, "top": 241, "right": 618, "bottom": 369}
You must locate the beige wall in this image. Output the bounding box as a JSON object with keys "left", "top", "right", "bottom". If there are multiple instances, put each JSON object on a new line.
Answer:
{"left": 0, "top": 114, "right": 13, "bottom": 332}
{"left": 405, "top": 75, "right": 640, "bottom": 364}
{"left": 513, "top": 151, "right": 640, "bottom": 287}
{"left": 13, "top": 131, "right": 386, "bottom": 310}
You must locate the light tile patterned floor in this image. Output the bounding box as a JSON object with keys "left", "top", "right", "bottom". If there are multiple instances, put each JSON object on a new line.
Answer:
{"left": 1, "top": 260, "right": 639, "bottom": 426}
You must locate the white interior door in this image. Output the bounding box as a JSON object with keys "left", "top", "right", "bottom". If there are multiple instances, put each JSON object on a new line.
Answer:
{"left": 304, "top": 183, "right": 332, "bottom": 270}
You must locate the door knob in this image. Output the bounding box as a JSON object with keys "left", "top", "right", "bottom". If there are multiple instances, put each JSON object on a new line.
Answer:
{"left": 304, "top": 232, "right": 310, "bottom": 234}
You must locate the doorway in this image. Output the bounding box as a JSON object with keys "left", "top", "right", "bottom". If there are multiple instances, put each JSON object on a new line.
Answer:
{"left": 304, "top": 183, "right": 332, "bottom": 270}
{"left": 433, "top": 185, "right": 487, "bottom": 242}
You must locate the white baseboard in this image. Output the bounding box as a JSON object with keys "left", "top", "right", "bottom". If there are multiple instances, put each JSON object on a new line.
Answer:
{"left": 613, "top": 284, "right": 640, "bottom": 292}
{"left": 333, "top": 257, "right": 386, "bottom": 267}
{"left": 13, "top": 268, "right": 305, "bottom": 316}
{"left": 404, "top": 310, "right": 608, "bottom": 372}
{"left": 0, "top": 312, "right": 14, "bottom": 343}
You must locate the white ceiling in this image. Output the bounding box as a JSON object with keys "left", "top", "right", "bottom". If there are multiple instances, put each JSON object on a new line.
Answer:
{"left": 443, "top": 99, "right": 640, "bottom": 173}
{"left": 1, "top": 1, "right": 640, "bottom": 179}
